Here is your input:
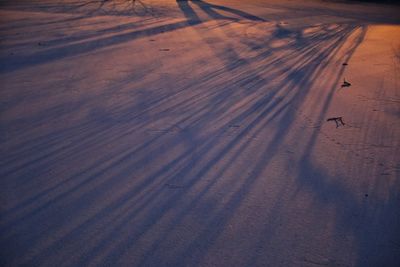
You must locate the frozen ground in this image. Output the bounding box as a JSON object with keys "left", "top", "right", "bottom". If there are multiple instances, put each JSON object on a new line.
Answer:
{"left": 0, "top": 0, "right": 399, "bottom": 266}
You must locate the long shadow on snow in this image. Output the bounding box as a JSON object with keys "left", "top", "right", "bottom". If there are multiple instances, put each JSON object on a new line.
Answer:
{"left": 1, "top": 1, "right": 398, "bottom": 267}
{"left": 0, "top": 3, "right": 364, "bottom": 267}
{"left": 63, "top": 9, "right": 369, "bottom": 267}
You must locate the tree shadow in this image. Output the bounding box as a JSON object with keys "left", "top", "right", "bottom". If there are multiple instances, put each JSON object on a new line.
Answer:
{"left": 1, "top": 1, "right": 399, "bottom": 267}
{"left": 177, "top": 0, "right": 265, "bottom": 22}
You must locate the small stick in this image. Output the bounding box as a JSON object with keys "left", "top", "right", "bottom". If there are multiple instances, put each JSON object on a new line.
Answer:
{"left": 327, "top": 117, "right": 345, "bottom": 128}
{"left": 341, "top": 78, "right": 351, "bottom": 88}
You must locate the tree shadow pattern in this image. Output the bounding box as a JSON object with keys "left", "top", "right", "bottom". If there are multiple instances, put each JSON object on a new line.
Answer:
{"left": 1, "top": 1, "right": 400, "bottom": 267}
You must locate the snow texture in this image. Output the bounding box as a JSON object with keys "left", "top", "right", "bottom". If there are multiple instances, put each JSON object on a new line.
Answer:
{"left": 1, "top": 0, "right": 400, "bottom": 266}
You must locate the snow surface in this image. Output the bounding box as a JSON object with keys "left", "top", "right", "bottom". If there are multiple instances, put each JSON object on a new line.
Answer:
{"left": 1, "top": 0, "right": 399, "bottom": 266}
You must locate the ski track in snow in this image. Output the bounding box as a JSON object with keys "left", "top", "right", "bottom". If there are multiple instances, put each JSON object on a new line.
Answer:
{"left": 0, "top": 1, "right": 399, "bottom": 266}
